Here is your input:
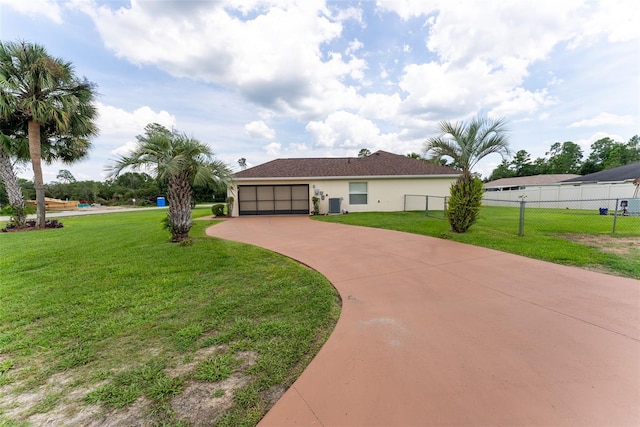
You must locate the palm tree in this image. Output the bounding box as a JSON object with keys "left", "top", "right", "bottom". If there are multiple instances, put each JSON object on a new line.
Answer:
{"left": 0, "top": 40, "right": 98, "bottom": 228}
{"left": 108, "top": 123, "right": 233, "bottom": 243}
{"left": 424, "top": 114, "right": 511, "bottom": 232}
{"left": 0, "top": 143, "right": 26, "bottom": 227}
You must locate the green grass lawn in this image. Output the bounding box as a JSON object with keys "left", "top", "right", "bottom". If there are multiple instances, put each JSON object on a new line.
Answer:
{"left": 314, "top": 207, "right": 640, "bottom": 279}
{"left": 0, "top": 209, "right": 340, "bottom": 426}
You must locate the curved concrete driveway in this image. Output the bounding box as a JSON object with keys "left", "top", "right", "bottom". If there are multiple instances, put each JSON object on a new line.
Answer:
{"left": 207, "top": 216, "right": 640, "bottom": 427}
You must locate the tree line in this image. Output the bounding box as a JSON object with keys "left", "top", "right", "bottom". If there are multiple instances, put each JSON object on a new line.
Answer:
{"left": 487, "top": 136, "right": 639, "bottom": 181}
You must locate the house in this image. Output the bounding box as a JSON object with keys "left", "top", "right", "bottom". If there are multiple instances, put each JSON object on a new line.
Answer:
{"left": 562, "top": 162, "right": 640, "bottom": 214}
{"left": 484, "top": 174, "right": 580, "bottom": 192}
{"left": 230, "top": 150, "right": 460, "bottom": 216}
{"left": 560, "top": 162, "right": 640, "bottom": 184}
{"left": 482, "top": 162, "right": 640, "bottom": 212}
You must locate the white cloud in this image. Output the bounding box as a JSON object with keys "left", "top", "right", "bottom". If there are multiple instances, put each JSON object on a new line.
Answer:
{"left": 111, "top": 140, "right": 138, "bottom": 156}
{"left": 77, "top": 0, "right": 364, "bottom": 118}
{"left": 97, "top": 103, "right": 176, "bottom": 142}
{"left": 265, "top": 142, "right": 282, "bottom": 156}
{"left": 569, "top": 112, "right": 635, "bottom": 128}
{"left": 305, "top": 111, "right": 399, "bottom": 150}
{"left": 346, "top": 38, "right": 364, "bottom": 55}
{"left": 244, "top": 120, "right": 276, "bottom": 139}
{"left": 0, "top": 0, "right": 62, "bottom": 23}
{"left": 359, "top": 93, "right": 402, "bottom": 121}
{"left": 579, "top": 0, "right": 640, "bottom": 43}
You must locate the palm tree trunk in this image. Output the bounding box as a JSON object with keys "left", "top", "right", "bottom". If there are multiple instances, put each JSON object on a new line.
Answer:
{"left": 0, "top": 145, "right": 26, "bottom": 227}
{"left": 27, "top": 120, "right": 46, "bottom": 228}
{"left": 167, "top": 172, "right": 193, "bottom": 242}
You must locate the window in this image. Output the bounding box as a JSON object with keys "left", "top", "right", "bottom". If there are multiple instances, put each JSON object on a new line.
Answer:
{"left": 349, "top": 182, "right": 368, "bottom": 205}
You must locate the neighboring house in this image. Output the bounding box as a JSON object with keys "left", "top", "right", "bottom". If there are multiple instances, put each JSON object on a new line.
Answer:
{"left": 560, "top": 162, "right": 640, "bottom": 184}
{"left": 485, "top": 174, "right": 580, "bottom": 191}
{"left": 230, "top": 150, "right": 460, "bottom": 216}
{"left": 483, "top": 162, "right": 640, "bottom": 212}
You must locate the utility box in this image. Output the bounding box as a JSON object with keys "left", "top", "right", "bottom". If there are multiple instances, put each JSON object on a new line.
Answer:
{"left": 329, "top": 198, "right": 341, "bottom": 214}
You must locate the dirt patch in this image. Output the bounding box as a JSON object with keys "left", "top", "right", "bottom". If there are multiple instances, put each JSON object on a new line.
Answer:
{"left": 558, "top": 234, "right": 640, "bottom": 255}
{"left": 172, "top": 374, "right": 250, "bottom": 426}
{"left": 0, "top": 347, "right": 261, "bottom": 426}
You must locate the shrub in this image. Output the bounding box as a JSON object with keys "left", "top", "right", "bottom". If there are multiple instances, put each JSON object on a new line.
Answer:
{"left": 211, "top": 203, "right": 225, "bottom": 217}
{"left": 447, "top": 175, "right": 483, "bottom": 233}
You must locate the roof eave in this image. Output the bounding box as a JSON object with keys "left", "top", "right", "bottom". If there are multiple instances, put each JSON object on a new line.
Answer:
{"left": 234, "top": 174, "right": 460, "bottom": 181}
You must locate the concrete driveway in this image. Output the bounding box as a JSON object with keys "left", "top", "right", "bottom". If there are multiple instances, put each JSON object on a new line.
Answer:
{"left": 206, "top": 216, "right": 640, "bottom": 427}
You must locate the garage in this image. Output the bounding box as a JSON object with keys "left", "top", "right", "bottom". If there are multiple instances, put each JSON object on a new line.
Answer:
{"left": 238, "top": 184, "right": 310, "bottom": 215}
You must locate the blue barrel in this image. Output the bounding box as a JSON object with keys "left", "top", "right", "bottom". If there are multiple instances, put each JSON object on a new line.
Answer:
{"left": 157, "top": 197, "right": 166, "bottom": 207}
{"left": 599, "top": 207, "right": 608, "bottom": 215}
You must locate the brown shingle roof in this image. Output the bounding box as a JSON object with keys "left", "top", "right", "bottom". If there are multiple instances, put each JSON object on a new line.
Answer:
{"left": 234, "top": 150, "right": 460, "bottom": 178}
{"left": 485, "top": 174, "right": 580, "bottom": 188}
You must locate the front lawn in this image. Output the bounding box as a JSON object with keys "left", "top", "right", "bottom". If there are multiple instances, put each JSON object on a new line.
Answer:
{"left": 0, "top": 208, "right": 340, "bottom": 426}
{"left": 314, "top": 208, "right": 640, "bottom": 279}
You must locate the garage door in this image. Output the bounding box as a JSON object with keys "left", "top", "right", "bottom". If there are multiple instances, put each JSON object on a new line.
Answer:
{"left": 238, "top": 185, "right": 310, "bottom": 215}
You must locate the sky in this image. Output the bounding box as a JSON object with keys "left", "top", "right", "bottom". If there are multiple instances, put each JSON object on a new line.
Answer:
{"left": 0, "top": 0, "right": 638, "bottom": 183}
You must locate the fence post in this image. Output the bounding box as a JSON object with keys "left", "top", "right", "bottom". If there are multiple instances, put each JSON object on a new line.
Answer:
{"left": 519, "top": 199, "right": 526, "bottom": 236}
{"left": 425, "top": 195, "right": 429, "bottom": 216}
{"left": 444, "top": 196, "right": 448, "bottom": 219}
{"left": 404, "top": 194, "right": 406, "bottom": 211}
{"left": 612, "top": 198, "right": 619, "bottom": 234}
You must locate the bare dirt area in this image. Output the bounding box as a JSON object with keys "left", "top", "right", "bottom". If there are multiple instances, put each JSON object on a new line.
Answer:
{"left": 0, "top": 346, "right": 269, "bottom": 427}
{"left": 559, "top": 234, "right": 640, "bottom": 256}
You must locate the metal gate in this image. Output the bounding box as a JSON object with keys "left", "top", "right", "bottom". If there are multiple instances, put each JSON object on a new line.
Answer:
{"left": 238, "top": 185, "right": 310, "bottom": 215}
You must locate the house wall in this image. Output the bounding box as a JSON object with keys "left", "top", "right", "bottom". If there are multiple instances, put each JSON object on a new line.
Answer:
{"left": 230, "top": 176, "right": 456, "bottom": 216}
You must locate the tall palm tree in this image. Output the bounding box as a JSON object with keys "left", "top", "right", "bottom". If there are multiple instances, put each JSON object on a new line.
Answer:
{"left": 108, "top": 123, "right": 233, "bottom": 243}
{"left": 0, "top": 40, "right": 98, "bottom": 228}
{"left": 424, "top": 114, "right": 511, "bottom": 232}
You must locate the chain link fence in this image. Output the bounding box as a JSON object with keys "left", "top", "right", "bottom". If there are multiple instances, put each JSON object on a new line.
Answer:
{"left": 405, "top": 194, "right": 640, "bottom": 236}
{"left": 404, "top": 194, "right": 448, "bottom": 219}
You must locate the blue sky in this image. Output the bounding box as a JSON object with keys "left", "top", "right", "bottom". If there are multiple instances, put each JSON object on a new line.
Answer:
{"left": 1, "top": 0, "right": 638, "bottom": 182}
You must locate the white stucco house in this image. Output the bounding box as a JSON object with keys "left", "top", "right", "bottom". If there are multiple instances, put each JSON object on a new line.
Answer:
{"left": 229, "top": 150, "right": 460, "bottom": 216}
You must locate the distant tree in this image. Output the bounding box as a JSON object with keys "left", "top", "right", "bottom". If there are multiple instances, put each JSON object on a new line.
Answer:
{"left": 108, "top": 123, "right": 233, "bottom": 242}
{"left": 238, "top": 157, "right": 247, "bottom": 170}
{"left": 0, "top": 40, "right": 98, "bottom": 228}
{"left": 358, "top": 148, "right": 371, "bottom": 157}
{"left": 582, "top": 136, "right": 640, "bottom": 174}
{"left": 509, "top": 150, "right": 535, "bottom": 176}
{"left": 488, "top": 159, "right": 514, "bottom": 181}
{"left": 545, "top": 141, "right": 583, "bottom": 174}
{"left": 424, "top": 114, "right": 511, "bottom": 232}
{"left": 56, "top": 169, "right": 76, "bottom": 184}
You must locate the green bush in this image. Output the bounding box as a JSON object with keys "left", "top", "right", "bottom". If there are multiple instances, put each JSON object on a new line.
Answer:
{"left": 447, "top": 175, "right": 483, "bottom": 233}
{"left": 1, "top": 204, "right": 35, "bottom": 216}
{"left": 211, "top": 203, "right": 225, "bottom": 217}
